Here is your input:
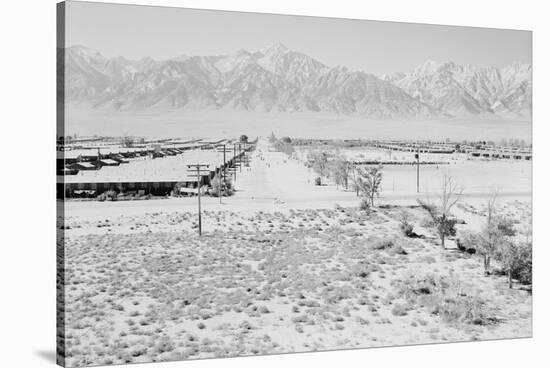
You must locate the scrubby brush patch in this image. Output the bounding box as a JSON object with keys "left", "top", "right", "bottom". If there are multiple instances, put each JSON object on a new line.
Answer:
{"left": 62, "top": 202, "right": 532, "bottom": 366}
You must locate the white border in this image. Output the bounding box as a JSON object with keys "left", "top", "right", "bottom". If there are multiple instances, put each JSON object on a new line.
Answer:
{"left": 1, "top": 1, "right": 548, "bottom": 367}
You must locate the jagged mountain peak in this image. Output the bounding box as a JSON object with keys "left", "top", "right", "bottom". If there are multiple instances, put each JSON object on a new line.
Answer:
{"left": 63, "top": 44, "right": 532, "bottom": 118}
{"left": 170, "top": 54, "right": 189, "bottom": 62}
{"left": 418, "top": 59, "right": 441, "bottom": 72}
{"left": 258, "top": 42, "right": 289, "bottom": 56}
{"left": 387, "top": 59, "right": 531, "bottom": 117}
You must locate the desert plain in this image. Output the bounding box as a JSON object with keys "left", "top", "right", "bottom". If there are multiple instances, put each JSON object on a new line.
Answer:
{"left": 58, "top": 135, "right": 532, "bottom": 367}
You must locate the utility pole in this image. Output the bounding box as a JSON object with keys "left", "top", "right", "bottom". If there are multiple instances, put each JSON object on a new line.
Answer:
{"left": 238, "top": 143, "right": 242, "bottom": 172}
{"left": 216, "top": 144, "right": 234, "bottom": 199}
{"left": 233, "top": 143, "right": 237, "bottom": 182}
{"left": 416, "top": 144, "right": 420, "bottom": 193}
{"left": 186, "top": 163, "right": 210, "bottom": 236}
{"left": 242, "top": 142, "right": 247, "bottom": 171}
{"left": 217, "top": 167, "right": 222, "bottom": 204}
{"left": 96, "top": 147, "right": 102, "bottom": 168}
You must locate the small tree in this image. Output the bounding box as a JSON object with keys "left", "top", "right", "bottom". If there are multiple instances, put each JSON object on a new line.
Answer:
{"left": 496, "top": 239, "right": 530, "bottom": 288}
{"left": 399, "top": 210, "right": 415, "bottom": 237}
{"left": 274, "top": 139, "right": 294, "bottom": 156}
{"left": 280, "top": 136, "right": 292, "bottom": 144}
{"left": 122, "top": 135, "right": 134, "bottom": 148}
{"left": 516, "top": 242, "right": 532, "bottom": 285}
{"left": 464, "top": 194, "right": 525, "bottom": 286}
{"left": 461, "top": 194, "right": 516, "bottom": 275}
{"left": 517, "top": 219, "right": 533, "bottom": 285}
{"left": 477, "top": 194, "right": 501, "bottom": 274}
{"left": 224, "top": 176, "right": 235, "bottom": 196}
{"left": 211, "top": 173, "right": 234, "bottom": 197}
{"left": 418, "top": 175, "right": 462, "bottom": 249}
{"left": 211, "top": 173, "right": 222, "bottom": 197}
{"left": 350, "top": 168, "right": 363, "bottom": 196}
{"left": 330, "top": 156, "right": 352, "bottom": 190}
{"left": 172, "top": 182, "right": 188, "bottom": 197}
{"left": 359, "top": 197, "right": 371, "bottom": 212}
{"left": 308, "top": 150, "right": 330, "bottom": 185}
{"left": 358, "top": 165, "right": 383, "bottom": 207}
{"left": 240, "top": 134, "right": 249, "bottom": 143}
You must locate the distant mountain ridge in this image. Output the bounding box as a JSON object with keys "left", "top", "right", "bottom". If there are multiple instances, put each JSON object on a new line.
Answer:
{"left": 382, "top": 60, "right": 532, "bottom": 117}
{"left": 61, "top": 44, "right": 532, "bottom": 118}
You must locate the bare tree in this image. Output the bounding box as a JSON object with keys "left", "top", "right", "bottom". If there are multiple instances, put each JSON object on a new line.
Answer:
{"left": 211, "top": 173, "right": 222, "bottom": 197}
{"left": 273, "top": 139, "right": 295, "bottom": 156}
{"left": 475, "top": 193, "right": 529, "bottom": 288}
{"left": 350, "top": 168, "right": 363, "bottom": 196}
{"left": 496, "top": 238, "right": 529, "bottom": 288}
{"left": 418, "top": 175, "right": 463, "bottom": 249}
{"left": 210, "top": 173, "right": 234, "bottom": 197}
{"left": 308, "top": 150, "right": 330, "bottom": 185}
{"left": 478, "top": 193, "right": 503, "bottom": 274}
{"left": 461, "top": 192, "right": 517, "bottom": 275}
{"left": 330, "top": 155, "right": 352, "bottom": 190}
{"left": 122, "top": 134, "right": 134, "bottom": 148}
{"left": 358, "top": 165, "right": 383, "bottom": 207}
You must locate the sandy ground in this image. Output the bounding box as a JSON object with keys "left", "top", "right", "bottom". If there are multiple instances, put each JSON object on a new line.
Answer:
{"left": 60, "top": 137, "right": 532, "bottom": 367}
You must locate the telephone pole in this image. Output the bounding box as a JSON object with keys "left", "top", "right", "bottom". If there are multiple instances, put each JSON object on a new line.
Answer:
{"left": 216, "top": 144, "right": 235, "bottom": 192}
{"left": 416, "top": 144, "right": 420, "bottom": 193}
{"left": 217, "top": 166, "right": 222, "bottom": 204}
{"left": 238, "top": 143, "right": 242, "bottom": 172}
{"left": 241, "top": 142, "right": 248, "bottom": 171}
{"left": 186, "top": 163, "right": 210, "bottom": 236}
{"left": 233, "top": 143, "right": 237, "bottom": 182}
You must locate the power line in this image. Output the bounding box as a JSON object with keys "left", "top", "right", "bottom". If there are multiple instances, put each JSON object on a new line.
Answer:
{"left": 216, "top": 144, "right": 235, "bottom": 199}
{"left": 186, "top": 163, "right": 210, "bottom": 236}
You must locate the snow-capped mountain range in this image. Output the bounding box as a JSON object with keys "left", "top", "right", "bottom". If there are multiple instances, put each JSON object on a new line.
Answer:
{"left": 61, "top": 43, "right": 531, "bottom": 118}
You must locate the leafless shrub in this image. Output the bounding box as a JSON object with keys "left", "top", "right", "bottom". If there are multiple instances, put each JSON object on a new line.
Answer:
{"left": 418, "top": 175, "right": 462, "bottom": 248}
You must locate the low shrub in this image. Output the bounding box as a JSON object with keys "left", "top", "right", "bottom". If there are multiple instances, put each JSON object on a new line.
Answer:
{"left": 172, "top": 182, "right": 188, "bottom": 197}
{"left": 433, "top": 294, "right": 493, "bottom": 326}
{"left": 97, "top": 190, "right": 118, "bottom": 202}
{"left": 154, "top": 336, "right": 175, "bottom": 354}
{"left": 391, "top": 244, "right": 408, "bottom": 255}
{"left": 130, "top": 346, "right": 148, "bottom": 357}
{"left": 395, "top": 271, "right": 497, "bottom": 326}
{"left": 369, "top": 237, "right": 396, "bottom": 250}
{"left": 457, "top": 231, "right": 478, "bottom": 254}
{"left": 399, "top": 211, "right": 415, "bottom": 237}
{"left": 359, "top": 197, "right": 371, "bottom": 211}
{"left": 395, "top": 272, "right": 449, "bottom": 301}
{"left": 391, "top": 303, "right": 409, "bottom": 316}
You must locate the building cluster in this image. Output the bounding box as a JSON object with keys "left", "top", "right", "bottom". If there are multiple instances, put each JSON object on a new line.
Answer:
{"left": 368, "top": 141, "right": 456, "bottom": 154}
{"left": 368, "top": 140, "right": 532, "bottom": 160}
{"left": 456, "top": 143, "right": 532, "bottom": 160}
{"left": 57, "top": 137, "right": 255, "bottom": 199}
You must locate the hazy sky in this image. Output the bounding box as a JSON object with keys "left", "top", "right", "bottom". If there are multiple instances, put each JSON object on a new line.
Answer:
{"left": 65, "top": 1, "right": 532, "bottom": 75}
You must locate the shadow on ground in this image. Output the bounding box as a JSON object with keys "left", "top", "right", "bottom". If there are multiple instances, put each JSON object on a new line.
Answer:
{"left": 34, "top": 350, "right": 56, "bottom": 364}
